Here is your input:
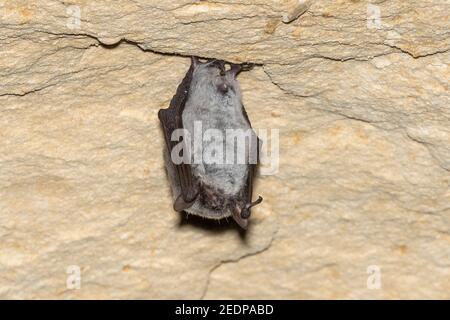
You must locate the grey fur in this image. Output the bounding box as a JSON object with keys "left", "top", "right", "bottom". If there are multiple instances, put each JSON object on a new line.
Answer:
{"left": 181, "top": 61, "right": 251, "bottom": 219}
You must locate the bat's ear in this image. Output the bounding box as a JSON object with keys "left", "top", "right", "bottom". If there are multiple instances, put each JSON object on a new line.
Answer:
{"left": 240, "top": 196, "right": 263, "bottom": 219}
{"left": 174, "top": 194, "right": 196, "bottom": 212}
{"left": 233, "top": 210, "right": 248, "bottom": 230}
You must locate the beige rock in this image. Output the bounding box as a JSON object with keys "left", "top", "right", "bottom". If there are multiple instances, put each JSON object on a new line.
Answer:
{"left": 281, "top": 0, "right": 311, "bottom": 23}
{"left": 0, "top": 0, "right": 449, "bottom": 299}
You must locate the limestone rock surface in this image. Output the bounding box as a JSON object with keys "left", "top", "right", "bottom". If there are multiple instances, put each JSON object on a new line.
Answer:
{"left": 0, "top": 0, "right": 449, "bottom": 299}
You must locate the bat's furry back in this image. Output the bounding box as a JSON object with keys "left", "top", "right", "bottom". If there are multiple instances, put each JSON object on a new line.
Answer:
{"left": 159, "top": 57, "right": 262, "bottom": 229}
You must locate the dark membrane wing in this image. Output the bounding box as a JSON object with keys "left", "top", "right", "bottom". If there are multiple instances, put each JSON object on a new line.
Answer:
{"left": 158, "top": 60, "right": 199, "bottom": 211}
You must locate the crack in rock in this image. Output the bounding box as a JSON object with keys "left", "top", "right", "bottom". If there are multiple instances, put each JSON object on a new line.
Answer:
{"left": 200, "top": 230, "right": 277, "bottom": 300}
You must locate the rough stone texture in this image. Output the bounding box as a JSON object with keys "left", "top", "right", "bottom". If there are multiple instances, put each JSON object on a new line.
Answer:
{"left": 0, "top": 0, "right": 449, "bottom": 299}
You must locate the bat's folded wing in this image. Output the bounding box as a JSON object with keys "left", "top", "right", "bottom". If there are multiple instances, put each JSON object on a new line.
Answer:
{"left": 158, "top": 63, "right": 199, "bottom": 211}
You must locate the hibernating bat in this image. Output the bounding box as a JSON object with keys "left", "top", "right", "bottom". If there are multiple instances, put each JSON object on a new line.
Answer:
{"left": 158, "top": 57, "right": 262, "bottom": 229}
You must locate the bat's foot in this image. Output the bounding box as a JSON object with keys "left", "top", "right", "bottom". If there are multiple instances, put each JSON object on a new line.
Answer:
{"left": 228, "top": 62, "right": 255, "bottom": 78}
{"left": 240, "top": 62, "right": 255, "bottom": 72}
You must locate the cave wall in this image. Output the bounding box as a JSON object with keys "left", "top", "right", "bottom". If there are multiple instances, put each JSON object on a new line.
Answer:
{"left": 0, "top": 0, "right": 449, "bottom": 299}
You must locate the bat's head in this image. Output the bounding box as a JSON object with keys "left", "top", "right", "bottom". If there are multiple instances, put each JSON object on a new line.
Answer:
{"left": 190, "top": 57, "right": 253, "bottom": 96}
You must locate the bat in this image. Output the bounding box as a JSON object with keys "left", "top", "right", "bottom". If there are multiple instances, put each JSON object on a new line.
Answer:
{"left": 158, "top": 57, "right": 263, "bottom": 229}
